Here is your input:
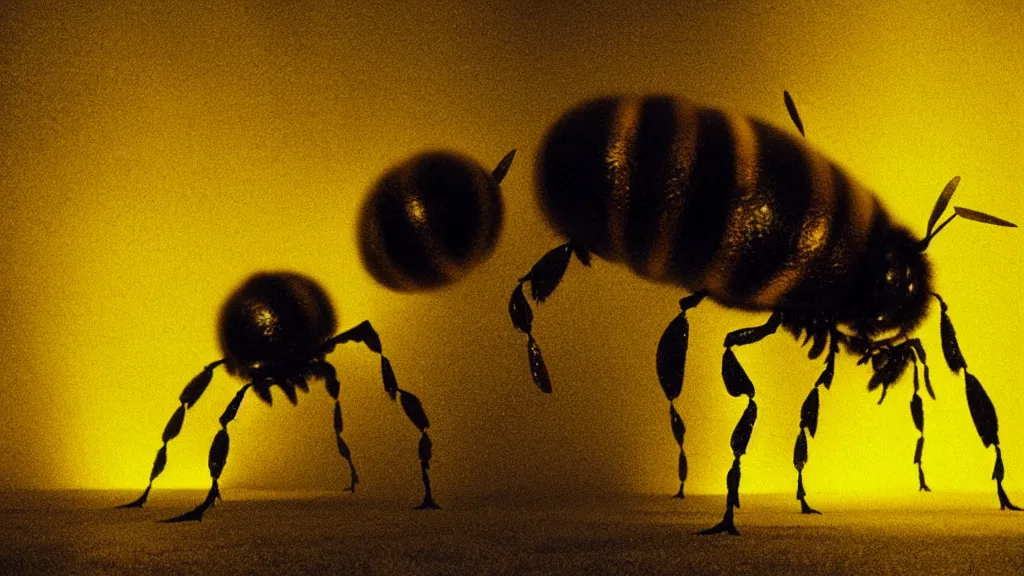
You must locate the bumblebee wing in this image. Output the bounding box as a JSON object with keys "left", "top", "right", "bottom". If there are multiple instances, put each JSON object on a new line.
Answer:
{"left": 953, "top": 206, "right": 1017, "bottom": 227}
{"left": 783, "top": 90, "right": 805, "bottom": 137}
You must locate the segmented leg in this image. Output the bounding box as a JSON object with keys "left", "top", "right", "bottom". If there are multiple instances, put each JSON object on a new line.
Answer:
{"left": 162, "top": 382, "right": 252, "bottom": 523}
{"left": 313, "top": 361, "right": 359, "bottom": 492}
{"left": 655, "top": 292, "right": 706, "bottom": 498}
{"left": 117, "top": 359, "right": 224, "bottom": 509}
{"left": 323, "top": 321, "right": 439, "bottom": 509}
{"left": 508, "top": 240, "right": 591, "bottom": 394}
{"left": 935, "top": 294, "right": 1020, "bottom": 511}
{"left": 700, "top": 314, "right": 778, "bottom": 535}
{"left": 793, "top": 330, "right": 837, "bottom": 515}
{"left": 700, "top": 398, "right": 757, "bottom": 535}
{"left": 862, "top": 337, "right": 937, "bottom": 491}
{"left": 905, "top": 340, "right": 933, "bottom": 492}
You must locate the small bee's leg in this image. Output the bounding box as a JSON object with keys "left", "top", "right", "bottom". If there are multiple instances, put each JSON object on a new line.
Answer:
{"left": 656, "top": 291, "right": 707, "bottom": 498}
{"left": 934, "top": 295, "right": 1021, "bottom": 511}
{"left": 396, "top": 383, "right": 437, "bottom": 510}
{"left": 161, "top": 382, "right": 252, "bottom": 523}
{"left": 700, "top": 314, "right": 778, "bottom": 535}
{"left": 312, "top": 361, "right": 359, "bottom": 492}
{"left": 324, "top": 321, "right": 439, "bottom": 510}
{"left": 117, "top": 359, "right": 224, "bottom": 509}
{"left": 509, "top": 239, "right": 591, "bottom": 394}
{"left": 793, "top": 330, "right": 838, "bottom": 515}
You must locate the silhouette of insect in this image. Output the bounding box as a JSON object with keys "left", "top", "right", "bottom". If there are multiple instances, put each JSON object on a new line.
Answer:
{"left": 118, "top": 271, "right": 438, "bottom": 522}
{"left": 508, "top": 92, "right": 1018, "bottom": 535}
{"left": 359, "top": 149, "right": 515, "bottom": 290}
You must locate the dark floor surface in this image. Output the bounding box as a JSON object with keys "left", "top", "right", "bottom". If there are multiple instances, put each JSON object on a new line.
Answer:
{"left": 1, "top": 490, "right": 1021, "bottom": 575}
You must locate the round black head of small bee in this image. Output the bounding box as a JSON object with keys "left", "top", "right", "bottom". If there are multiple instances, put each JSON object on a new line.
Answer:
{"left": 218, "top": 272, "right": 338, "bottom": 379}
{"left": 846, "top": 223, "right": 932, "bottom": 339}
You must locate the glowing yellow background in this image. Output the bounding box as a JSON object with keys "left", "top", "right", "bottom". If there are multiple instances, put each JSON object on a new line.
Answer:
{"left": 1, "top": 1, "right": 1020, "bottom": 504}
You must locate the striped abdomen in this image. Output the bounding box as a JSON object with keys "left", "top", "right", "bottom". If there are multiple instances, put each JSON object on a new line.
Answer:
{"left": 537, "top": 96, "right": 883, "bottom": 311}
{"left": 359, "top": 151, "right": 504, "bottom": 290}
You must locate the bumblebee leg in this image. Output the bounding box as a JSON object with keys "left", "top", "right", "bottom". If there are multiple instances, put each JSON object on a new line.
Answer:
{"left": 508, "top": 240, "right": 591, "bottom": 393}
{"left": 904, "top": 343, "right": 932, "bottom": 492}
{"left": 934, "top": 296, "right": 1021, "bottom": 511}
{"left": 117, "top": 359, "right": 224, "bottom": 509}
{"left": 700, "top": 398, "right": 756, "bottom": 536}
{"left": 791, "top": 330, "right": 839, "bottom": 515}
{"left": 161, "top": 383, "right": 251, "bottom": 523}
{"left": 656, "top": 292, "right": 707, "bottom": 498}
{"left": 961, "top": 369, "right": 1021, "bottom": 511}
{"left": 701, "top": 315, "right": 777, "bottom": 535}
{"left": 324, "top": 322, "right": 439, "bottom": 510}
{"left": 313, "top": 361, "right": 360, "bottom": 492}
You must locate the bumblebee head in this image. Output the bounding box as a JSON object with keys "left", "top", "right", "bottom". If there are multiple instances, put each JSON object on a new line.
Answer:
{"left": 851, "top": 176, "right": 1016, "bottom": 339}
{"left": 851, "top": 225, "right": 932, "bottom": 338}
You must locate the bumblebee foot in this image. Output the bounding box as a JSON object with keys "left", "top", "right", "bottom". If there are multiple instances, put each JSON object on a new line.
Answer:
{"left": 998, "top": 485, "right": 1022, "bottom": 511}
{"left": 800, "top": 498, "right": 822, "bottom": 515}
{"left": 414, "top": 496, "right": 440, "bottom": 510}
{"left": 160, "top": 481, "right": 219, "bottom": 522}
{"left": 698, "top": 519, "right": 740, "bottom": 536}
{"left": 115, "top": 486, "right": 151, "bottom": 509}
{"left": 159, "top": 501, "right": 212, "bottom": 523}
{"left": 115, "top": 497, "right": 146, "bottom": 509}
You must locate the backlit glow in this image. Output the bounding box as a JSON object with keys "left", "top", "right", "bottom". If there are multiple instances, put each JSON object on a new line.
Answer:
{"left": 1, "top": 1, "right": 1020, "bottom": 503}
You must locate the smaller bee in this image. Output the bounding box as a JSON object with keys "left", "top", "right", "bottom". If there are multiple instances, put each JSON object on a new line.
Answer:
{"left": 359, "top": 149, "right": 516, "bottom": 290}
{"left": 509, "top": 92, "right": 1018, "bottom": 535}
{"left": 117, "top": 271, "right": 438, "bottom": 522}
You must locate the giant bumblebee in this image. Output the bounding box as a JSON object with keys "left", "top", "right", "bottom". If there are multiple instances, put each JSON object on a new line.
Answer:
{"left": 118, "top": 271, "right": 438, "bottom": 522}
{"left": 508, "top": 93, "right": 1018, "bottom": 534}
{"left": 359, "top": 150, "right": 515, "bottom": 290}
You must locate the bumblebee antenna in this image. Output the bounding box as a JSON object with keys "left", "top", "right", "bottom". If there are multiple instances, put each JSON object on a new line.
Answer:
{"left": 918, "top": 176, "right": 1016, "bottom": 250}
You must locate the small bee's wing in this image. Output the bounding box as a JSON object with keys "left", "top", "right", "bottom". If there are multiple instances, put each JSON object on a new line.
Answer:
{"left": 953, "top": 206, "right": 1018, "bottom": 227}
{"left": 783, "top": 91, "right": 804, "bottom": 137}
{"left": 491, "top": 149, "right": 516, "bottom": 184}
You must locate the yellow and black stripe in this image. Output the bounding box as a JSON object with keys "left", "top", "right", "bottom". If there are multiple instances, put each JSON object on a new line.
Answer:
{"left": 536, "top": 96, "right": 879, "bottom": 311}
{"left": 359, "top": 151, "right": 504, "bottom": 291}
